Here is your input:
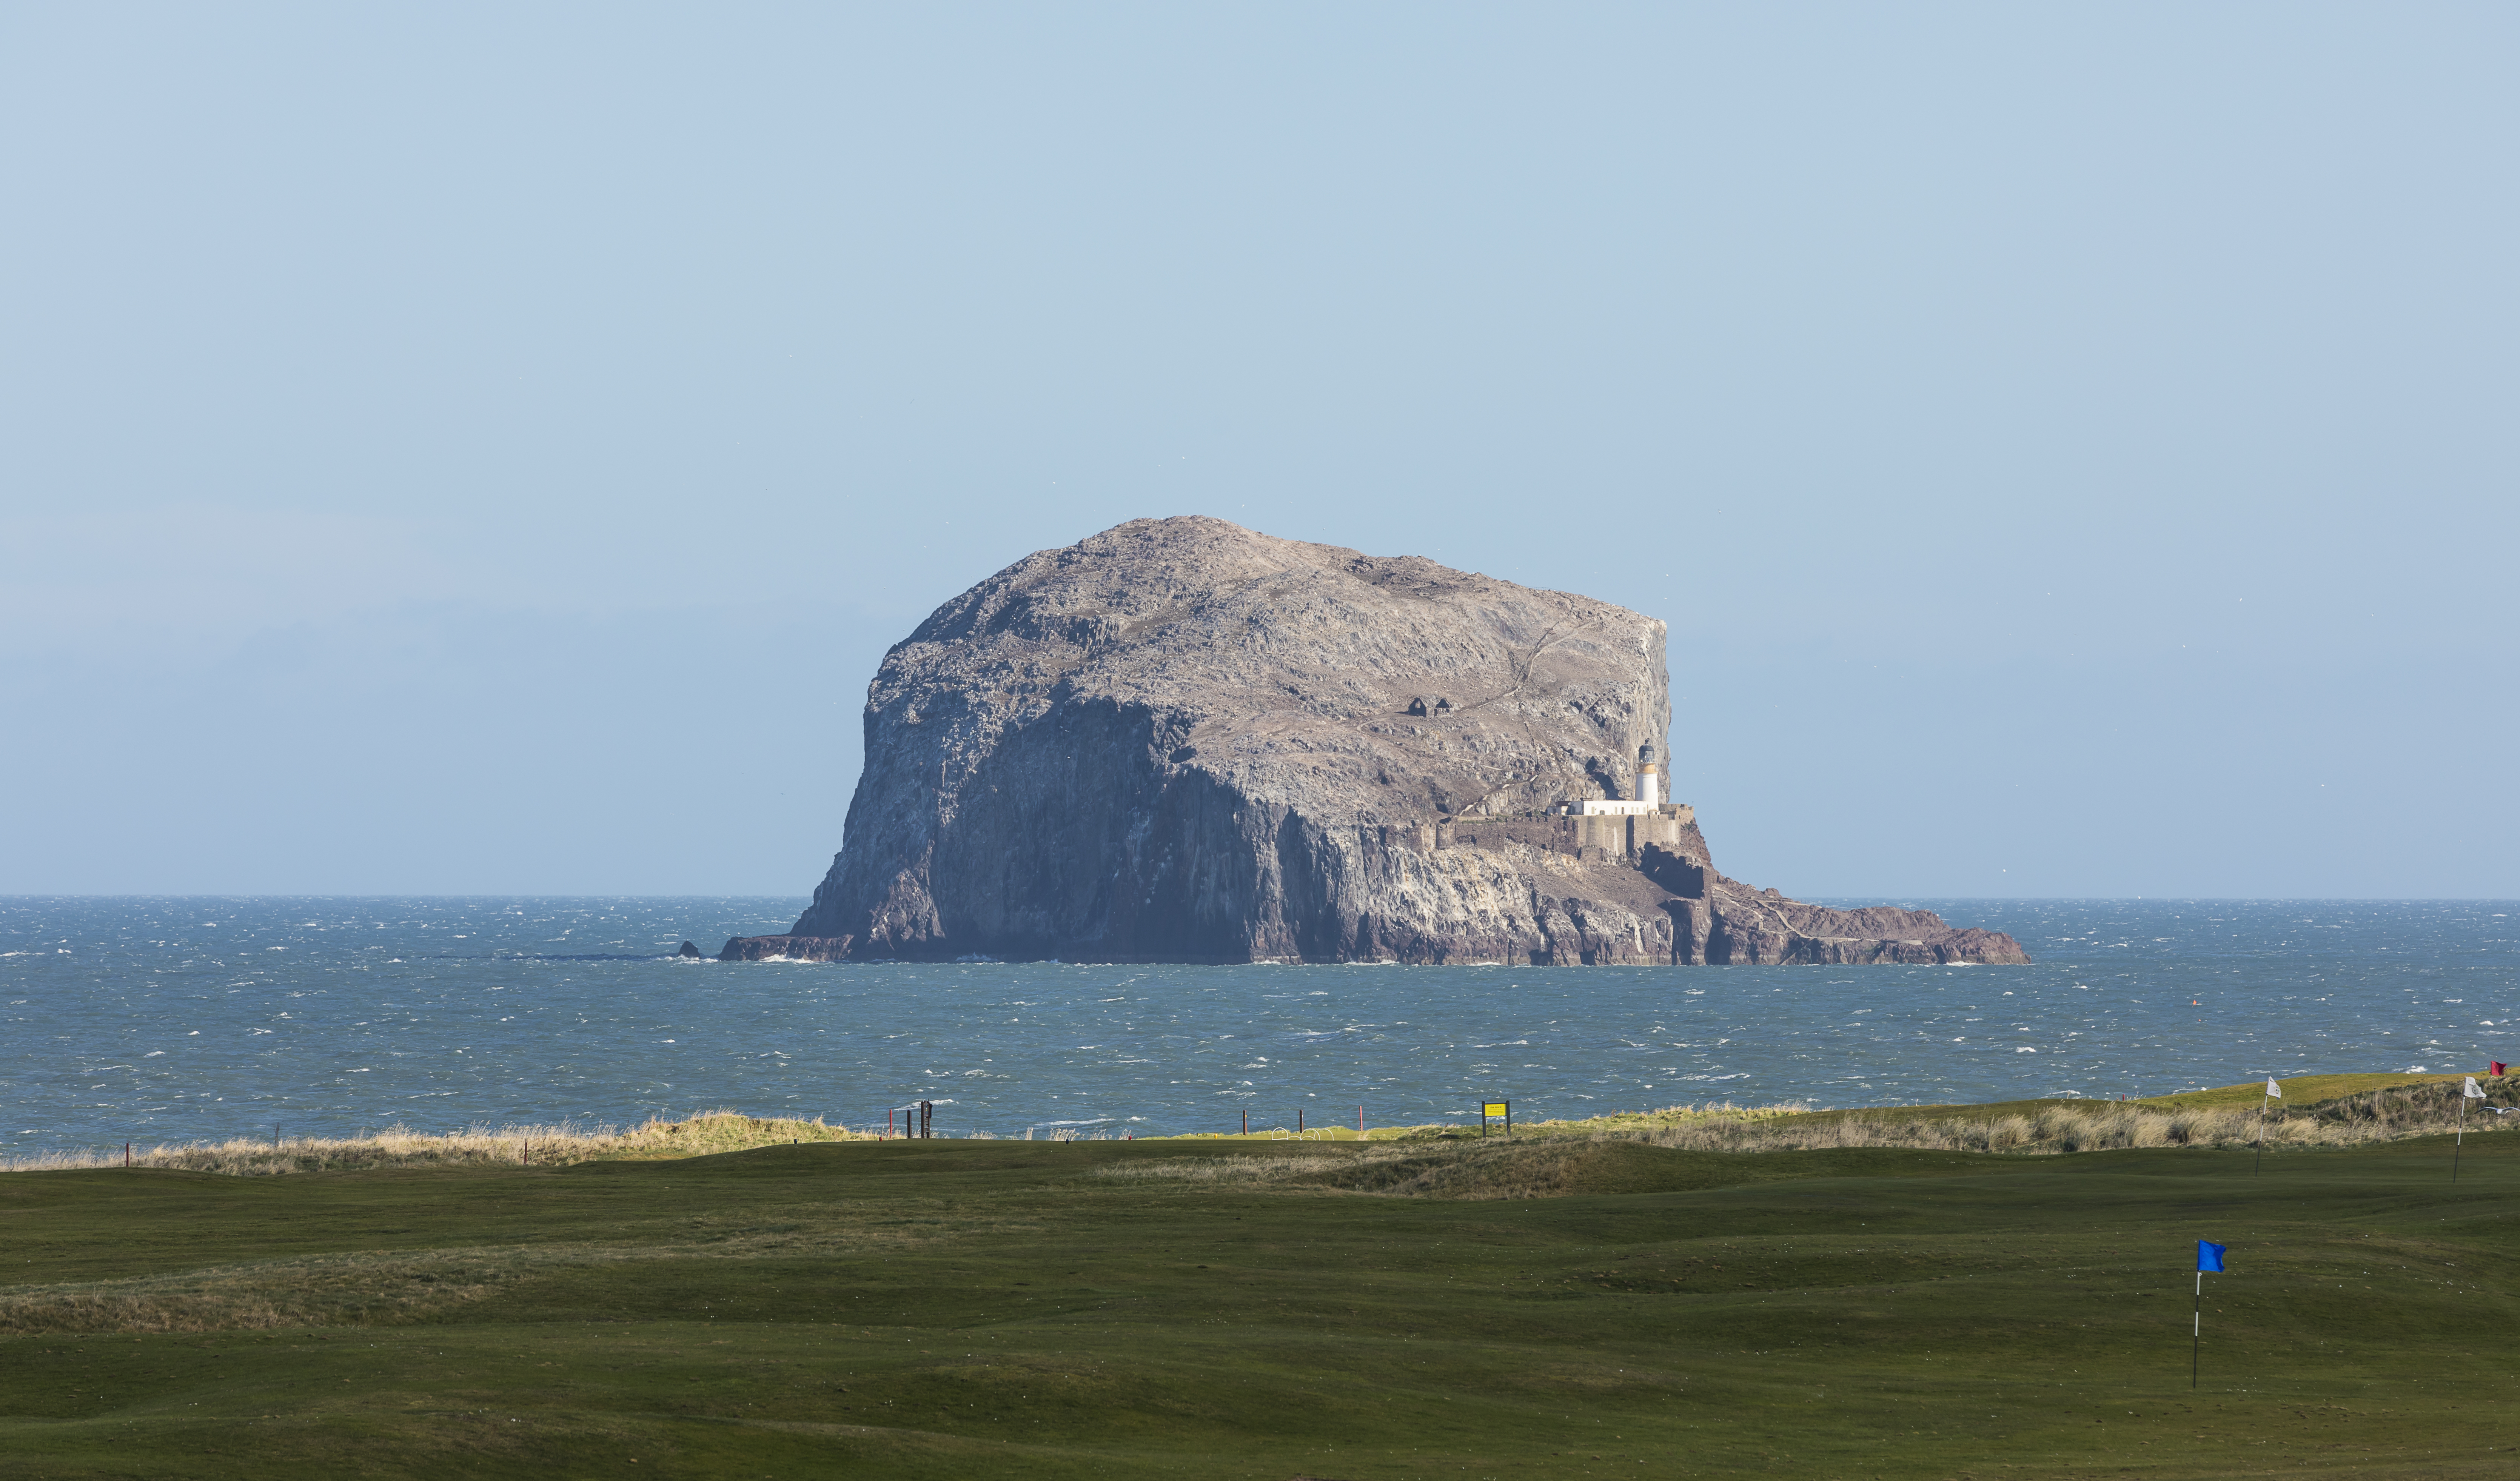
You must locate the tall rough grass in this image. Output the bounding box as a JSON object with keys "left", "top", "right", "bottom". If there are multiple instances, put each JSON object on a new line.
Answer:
{"left": 0, "top": 1111, "right": 873, "bottom": 1176}
{"left": 1098, "top": 1082, "right": 2520, "bottom": 1202}
{"left": 1613, "top": 1080, "right": 2517, "bottom": 1156}
{"left": 1515, "top": 1101, "right": 1815, "bottom": 1135}
{"left": 12, "top": 1083, "right": 2504, "bottom": 1178}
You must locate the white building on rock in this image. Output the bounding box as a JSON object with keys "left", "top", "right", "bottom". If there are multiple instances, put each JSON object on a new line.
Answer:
{"left": 1562, "top": 741, "right": 1670, "bottom": 817}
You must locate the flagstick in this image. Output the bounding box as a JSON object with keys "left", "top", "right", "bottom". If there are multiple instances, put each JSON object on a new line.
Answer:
{"left": 2255, "top": 1090, "right": 2269, "bottom": 1176}
{"left": 2454, "top": 1089, "right": 2465, "bottom": 1184}
{"left": 2192, "top": 1269, "right": 2201, "bottom": 1390}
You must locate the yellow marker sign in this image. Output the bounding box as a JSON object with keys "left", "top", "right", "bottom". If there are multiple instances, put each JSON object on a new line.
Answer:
{"left": 1482, "top": 1103, "right": 1509, "bottom": 1116}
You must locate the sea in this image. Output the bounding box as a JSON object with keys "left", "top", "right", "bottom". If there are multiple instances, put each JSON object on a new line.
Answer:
{"left": 3, "top": 898, "right": 2515, "bottom": 1156}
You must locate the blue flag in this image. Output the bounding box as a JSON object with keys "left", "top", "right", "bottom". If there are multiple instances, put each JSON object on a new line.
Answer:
{"left": 2197, "top": 1240, "right": 2227, "bottom": 1272}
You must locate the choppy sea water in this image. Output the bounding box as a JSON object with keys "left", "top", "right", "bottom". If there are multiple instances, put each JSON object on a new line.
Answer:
{"left": 4, "top": 897, "right": 2516, "bottom": 1154}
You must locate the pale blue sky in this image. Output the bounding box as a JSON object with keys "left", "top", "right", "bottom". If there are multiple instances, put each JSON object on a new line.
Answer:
{"left": 3, "top": 4, "right": 2512, "bottom": 897}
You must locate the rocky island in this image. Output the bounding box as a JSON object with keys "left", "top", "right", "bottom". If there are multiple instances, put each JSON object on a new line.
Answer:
{"left": 726, "top": 517, "right": 2026, "bottom": 967}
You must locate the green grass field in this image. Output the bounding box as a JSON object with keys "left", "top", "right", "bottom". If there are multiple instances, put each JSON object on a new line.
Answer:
{"left": 4, "top": 1108, "right": 2516, "bottom": 1479}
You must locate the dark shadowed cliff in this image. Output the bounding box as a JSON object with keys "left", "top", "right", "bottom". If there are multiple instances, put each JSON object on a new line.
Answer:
{"left": 728, "top": 517, "right": 2027, "bottom": 966}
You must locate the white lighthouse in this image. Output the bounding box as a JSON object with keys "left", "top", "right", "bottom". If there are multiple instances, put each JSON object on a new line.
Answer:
{"left": 1564, "top": 739, "right": 1672, "bottom": 817}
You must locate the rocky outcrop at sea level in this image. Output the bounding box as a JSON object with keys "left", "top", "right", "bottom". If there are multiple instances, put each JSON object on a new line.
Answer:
{"left": 725, "top": 517, "right": 2027, "bottom": 967}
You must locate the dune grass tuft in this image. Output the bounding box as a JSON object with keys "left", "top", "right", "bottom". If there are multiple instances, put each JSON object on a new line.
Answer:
{"left": 1625, "top": 1078, "right": 2520, "bottom": 1156}
{"left": 0, "top": 1110, "right": 873, "bottom": 1176}
{"left": 1108, "top": 1080, "right": 2520, "bottom": 1200}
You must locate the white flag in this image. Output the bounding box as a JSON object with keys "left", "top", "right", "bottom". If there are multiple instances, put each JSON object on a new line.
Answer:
{"left": 2266, "top": 1078, "right": 2282, "bottom": 1098}
{"left": 2466, "top": 1076, "right": 2487, "bottom": 1099}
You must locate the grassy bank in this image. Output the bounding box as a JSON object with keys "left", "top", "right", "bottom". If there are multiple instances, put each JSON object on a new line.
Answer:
{"left": 1182, "top": 1073, "right": 2520, "bottom": 1159}
{"left": 21, "top": 1076, "right": 2500, "bottom": 1176}
{"left": 3, "top": 1080, "right": 2518, "bottom": 1478}
{"left": 0, "top": 1112, "right": 875, "bottom": 1177}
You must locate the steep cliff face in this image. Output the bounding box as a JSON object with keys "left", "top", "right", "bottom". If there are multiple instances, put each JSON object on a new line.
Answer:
{"left": 729, "top": 516, "right": 2027, "bottom": 967}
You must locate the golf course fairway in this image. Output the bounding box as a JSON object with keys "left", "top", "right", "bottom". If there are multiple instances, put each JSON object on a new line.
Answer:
{"left": 3, "top": 1130, "right": 2514, "bottom": 1478}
